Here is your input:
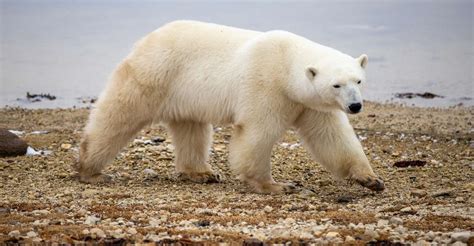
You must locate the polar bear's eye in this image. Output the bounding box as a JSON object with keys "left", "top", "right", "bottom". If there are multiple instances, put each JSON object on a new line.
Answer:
{"left": 357, "top": 80, "right": 362, "bottom": 84}
{"left": 333, "top": 85, "right": 341, "bottom": 88}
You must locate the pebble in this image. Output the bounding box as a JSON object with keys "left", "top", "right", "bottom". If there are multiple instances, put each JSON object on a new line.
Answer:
{"left": 26, "top": 231, "right": 37, "bottom": 238}
{"left": 90, "top": 228, "right": 106, "bottom": 238}
{"left": 345, "top": 235, "right": 355, "bottom": 242}
{"left": 377, "top": 219, "right": 389, "bottom": 228}
{"left": 432, "top": 189, "right": 454, "bottom": 197}
{"left": 390, "top": 217, "right": 403, "bottom": 225}
{"left": 126, "top": 228, "right": 138, "bottom": 235}
{"left": 243, "top": 238, "right": 263, "bottom": 246}
{"left": 84, "top": 215, "right": 100, "bottom": 225}
{"left": 455, "top": 197, "right": 464, "bottom": 202}
{"left": 32, "top": 209, "right": 50, "bottom": 215}
{"left": 325, "top": 231, "right": 339, "bottom": 238}
{"left": 149, "top": 218, "right": 161, "bottom": 226}
{"left": 8, "top": 230, "right": 21, "bottom": 238}
{"left": 263, "top": 206, "right": 273, "bottom": 213}
{"left": 364, "top": 229, "right": 379, "bottom": 240}
{"left": 60, "top": 143, "right": 72, "bottom": 150}
{"left": 143, "top": 168, "right": 158, "bottom": 177}
{"left": 336, "top": 195, "right": 354, "bottom": 203}
{"left": 400, "top": 207, "right": 412, "bottom": 212}
{"left": 450, "top": 231, "right": 471, "bottom": 243}
{"left": 451, "top": 242, "right": 467, "bottom": 246}
{"left": 410, "top": 189, "right": 427, "bottom": 197}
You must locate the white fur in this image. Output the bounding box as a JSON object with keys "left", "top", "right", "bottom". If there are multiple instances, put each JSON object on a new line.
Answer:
{"left": 76, "top": 20, "right": 381, "bottom": 193}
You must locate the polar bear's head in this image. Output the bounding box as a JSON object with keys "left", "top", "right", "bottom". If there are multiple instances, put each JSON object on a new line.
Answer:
{"left": 291, "top": 54, "right": 368, "bottom": 114}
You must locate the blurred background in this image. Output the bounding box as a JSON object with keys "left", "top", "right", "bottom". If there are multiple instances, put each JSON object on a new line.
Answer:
{"left": 1, "top": 0, "right": 472, "bottom": 108}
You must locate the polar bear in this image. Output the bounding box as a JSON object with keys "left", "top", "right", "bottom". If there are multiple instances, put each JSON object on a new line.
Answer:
{"left": 76, "top": 20, "right": 384, "bottom": 193}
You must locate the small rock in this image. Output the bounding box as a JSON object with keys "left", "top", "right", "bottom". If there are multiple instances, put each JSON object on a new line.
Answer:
{"left": 60, "top": 143, "right": 72, "bottom": 150}
{"left": 126, "top": 228, "right": 137, "bottom": 235}
{"left": 432, "top": 189, "right": 454, "bottom": 198}
{"left": 410, "top": 189, "right": 427, "bottom": 197}
{"left": 82, "top": 189, "right": 99, "bottom": 198}
{"left": 90, "top": 228, "right": 106, "bottom": 238}
{"left": 390, "top": 217, "right": 403, "bottom": 225}
{"left": 364, "top": 229, "right": 379, "bottom": 240}
{"left": 263, "top": 205, "right": 273, "bottom": 213}
{"left": 152, "top": 136, "right": 166, "bottom": 143}
{"left": 26, "top": 231, "right": 37, "bottom": 238}
{"left": 111, "top": 229, "right": 124, "bottom": 238}
{"left": 455, "top": 197, "right": 465, "bottom": 202}
{"left": 400, "top": 207, "right": 412, "bottom": 212}
{"left": 377, "top": 219, "right": 389, "bottom": 228}
{"left": 284, "top": 217, "right": 296, "bottom": 224}
{"left": 416, "top": 239, "right": 430, "bottom": 246}
{"left": 32, "top": 209, "right": 50, "bottom": 215}
{"left": 424, "top": 231, "right": 435, "bottom": 240}
{"left": 149, "top": 218, "right": 161, "bottom": 226}
{"left": 345, "top": 235, "right": 355, "bottom": 242}
{"left": 195, "top": 220, "right": 210, "bottom": 227}
{"left": 451, "top": 242, "right": 467, "bottom": 246}
{"left": 32, "top": 237, "right": 43, "bottom": 242}
{"left": 82, "top": 229, "right": 90, "bottom": 235}
{"left": 84, "top": 215, "right": 100, "bottom": 225}
{"left": 0, "top": 129, "right": 28, "bottom": 157}
{"left": 325, "top": 231, "right": 339, "bottom": 238}
{"left": 143, "top": 168, "right": 158, "bottom": 177}
{"left": 214, "top": 144, "right": 226, "bottom": 152}
{"left": 243, "top": 238, "right": 263, "bottom": 246}
{"left": 299, "top": 188, "right": 316, "bottom": 197}
{"left": 8, "top": 230, "right": 21, "bottom": 238}
{"left": 451, "top": 231, "right": 471, "bottom": 243}
{"left": 336, "top": 195, "right": 354, "bottom": 203}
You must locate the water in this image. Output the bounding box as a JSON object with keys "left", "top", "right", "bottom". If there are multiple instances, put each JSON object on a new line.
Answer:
{"left": 1, "top": 0, "right": 473, "bottom": 108}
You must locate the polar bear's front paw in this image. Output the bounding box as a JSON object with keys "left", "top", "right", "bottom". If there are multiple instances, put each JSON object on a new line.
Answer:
{"left": 78, "top": 173, "right": 113, "bottom": 184}
{"left": 355, "top": 176, "right": 385, "bottom": 192}
{"left": 176, "top": 171, "right": 223, "bottom": 183}
{"left": 253, "top": 182, "right": 299, "bottom": 194}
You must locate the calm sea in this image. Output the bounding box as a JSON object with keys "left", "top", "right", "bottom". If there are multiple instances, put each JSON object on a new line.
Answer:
{"left": 1, "top": 0, "right": 472, "bottom": 108}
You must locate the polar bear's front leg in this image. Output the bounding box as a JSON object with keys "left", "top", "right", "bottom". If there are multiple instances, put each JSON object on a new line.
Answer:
{"left": 295, "top": 109, "right": 385, "bottom": 192}
{"left": 167, "top": 121, "right": 221, "bottom": 183}
{"left": 229, "top": 124, "right": 295, "bottom": 194}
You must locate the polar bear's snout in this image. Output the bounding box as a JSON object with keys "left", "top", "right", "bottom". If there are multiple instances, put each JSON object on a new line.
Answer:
{"left": 348, "top": 103, "right": 362, "bottom": 114}
{"left": 340, "top": 84, "right": 363, "bottom": 114}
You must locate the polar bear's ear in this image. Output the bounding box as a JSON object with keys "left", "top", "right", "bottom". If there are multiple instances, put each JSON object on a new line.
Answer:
{"left": 357, "top": 54, "right": 368, "bottom": 68}
{"left": 305, "top": 67, "right": 317, "bottom": 81}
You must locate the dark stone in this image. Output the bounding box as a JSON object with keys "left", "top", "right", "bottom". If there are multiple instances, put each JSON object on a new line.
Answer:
{"left": 195, "top": 220, "right": 210, "bottom": 227}
{"left": 393, "top": 160, "right": 426, "bottom": 168}
{"left": 394, "top": 92, "right": 443, "bottom": 99}
{"left": 0, "top": 129, "right": 28, "bottom": 157}
{"left": 152, "top": 136, "right": 166, "bottom": 143}
{"left": 243, "top": 238, "right": 264, "bottom": 246}
{"left": 336, "top": 195, "right": 354, "bottom": 203}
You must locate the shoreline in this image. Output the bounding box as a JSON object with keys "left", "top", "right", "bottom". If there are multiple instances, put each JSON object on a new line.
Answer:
{"left": 0, "top": 102, "right": 473, "bottom": 244}
{"left": 2, "top": 98, "right": 474, "bottom": 110}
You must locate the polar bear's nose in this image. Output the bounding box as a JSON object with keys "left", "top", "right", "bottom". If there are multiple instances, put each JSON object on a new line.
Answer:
{"left": 348, "top": 103, "right": 362, "bottom": 113}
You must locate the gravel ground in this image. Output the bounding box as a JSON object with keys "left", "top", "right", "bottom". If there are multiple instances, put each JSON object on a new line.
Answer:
{"left": 0, "top": 102, "right": 473, "bottom": 245}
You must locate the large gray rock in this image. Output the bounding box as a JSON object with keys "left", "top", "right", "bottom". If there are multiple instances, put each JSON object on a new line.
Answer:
{"left": 0, "top": 129, "right": 28, "bottom": 157}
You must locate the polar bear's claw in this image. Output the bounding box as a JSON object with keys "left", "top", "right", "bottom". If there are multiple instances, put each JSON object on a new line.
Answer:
{"left": 357, "top": 177, "right": 385, "bottom": 192}
{"left": 176, "top": 172, "right": 222, "bottom": 184}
